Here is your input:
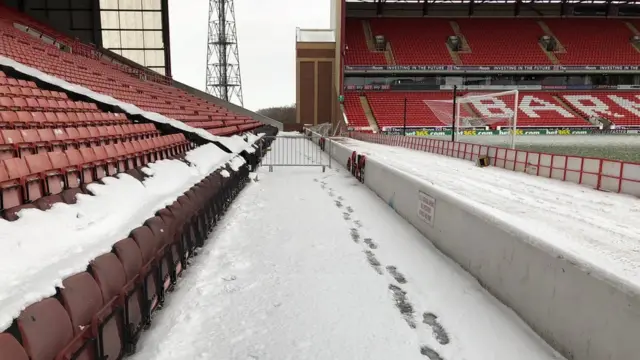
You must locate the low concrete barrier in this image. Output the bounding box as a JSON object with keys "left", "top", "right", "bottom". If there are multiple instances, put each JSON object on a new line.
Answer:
{"left": 321, "top": 135, "right": 640, "bottom": 360}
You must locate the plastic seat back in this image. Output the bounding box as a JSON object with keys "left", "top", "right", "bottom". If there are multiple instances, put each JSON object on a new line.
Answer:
{"left": 112, "top": 238, "right": 144, "bottom": 334}
{"left": 58, "top": 272, "right": 104, "bottom": 335}
{"left": 0, "top": 333, "right": 29, "bottom": 360}
{"left": 16, "top": 298, "right": 74, "bottom": 360}
{"left": 89, "top": 253, "right": 127, "bottom": 360}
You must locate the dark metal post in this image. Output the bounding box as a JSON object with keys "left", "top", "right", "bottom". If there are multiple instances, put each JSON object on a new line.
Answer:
{"left": 403, "top": 97, "right": 407, "bottom": 136}
{"left": 451, "top": 85, "right": 457, "bottom": 142}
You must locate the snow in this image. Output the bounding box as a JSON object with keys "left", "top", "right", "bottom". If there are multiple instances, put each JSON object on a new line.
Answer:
{"left": 278, "top": 131, "right": 305, "bottom": 137}
{"left": 227, "top": 156, "right": 246, "bottom": 171}
{"left": 0, "top": 143, "right": 242, "bottom": 331}
{"left": 336, "top": 137, "right": 640, "bottom": 294}
{"left": 426, "top": 134, "right": 640, "bottom": 148}
{"left": 130, "top": 143, "right": 563, "bottom": 360}
{"left": 0, "top": 56, "right": 260, "bottom": 153}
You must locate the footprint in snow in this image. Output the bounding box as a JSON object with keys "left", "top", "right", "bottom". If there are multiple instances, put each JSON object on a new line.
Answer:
{"left": 422, "top": 312, "right": 450, "bottom": 345}
{"left": 420, "top": 346, "right": 443, "bottom": 360}
{"left": 364, "top": 238, "right": 377, "bottom": 249}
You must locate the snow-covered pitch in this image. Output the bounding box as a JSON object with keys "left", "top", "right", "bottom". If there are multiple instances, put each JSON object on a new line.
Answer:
{"left": 423, "top": 134, "right": 640, "bottom": 162}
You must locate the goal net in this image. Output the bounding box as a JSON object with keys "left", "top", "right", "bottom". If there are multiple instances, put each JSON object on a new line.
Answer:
{"left": 423, "top": 89, "right": 520, "bottom": 148}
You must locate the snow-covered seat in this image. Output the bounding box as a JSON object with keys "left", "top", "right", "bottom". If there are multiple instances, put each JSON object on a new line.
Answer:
{"left": 0, "top": 126, "right": 262, "bottom": 359}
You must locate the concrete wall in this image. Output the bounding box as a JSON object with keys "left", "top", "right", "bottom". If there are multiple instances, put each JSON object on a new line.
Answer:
{"left": 316, "top": 134, "right": 640, "bottom": 360}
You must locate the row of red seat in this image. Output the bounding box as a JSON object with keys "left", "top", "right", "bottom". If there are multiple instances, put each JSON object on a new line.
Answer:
{"left": 346, "top": 91, "right": 640, "bottom": 128}
{"left": 209, "top": 123, "right": 262, "bottom": 136}
{"left": 0, "top": 124, "right": 159, "bottom": 159}
{"left": 0, "top": 74, "right": 36, "bottom": 88}
{"left": 0, "top": 149, "right": 253, "bottom": 360}
{"left": 346, "top": 18, "right": 640, "bottom": 66}
{"left": 0, "top": 133, "right": 191, "bottom": 220}
{"left": 0, "top": 85, "right": 69, "bottom": 100}
{"left": 0, "top": 13, "right": 263, "bottom": 135}
{"left": 0, "top": 110, "right": 129, "bottom": 127}
{"left": 0, "top": 96, "right": 99, "bottom": 112}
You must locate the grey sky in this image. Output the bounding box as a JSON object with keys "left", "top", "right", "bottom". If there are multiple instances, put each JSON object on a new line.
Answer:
{"left": 168, "top": 0, "right": 330, "bottom": 112}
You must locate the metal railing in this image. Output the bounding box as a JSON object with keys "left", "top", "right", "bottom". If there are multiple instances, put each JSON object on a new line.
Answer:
{"left": 259, "top": 135, "right": 331, "bottom": 172}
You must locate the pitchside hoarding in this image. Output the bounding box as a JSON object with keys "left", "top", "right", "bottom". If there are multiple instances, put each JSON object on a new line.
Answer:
{"left": 345, "top": 65, "right": 640, "bottom": 73}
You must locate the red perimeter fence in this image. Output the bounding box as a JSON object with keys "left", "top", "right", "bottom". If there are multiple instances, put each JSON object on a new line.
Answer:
{"left": 348, "top": 132, "right": 640, "bottom": 197}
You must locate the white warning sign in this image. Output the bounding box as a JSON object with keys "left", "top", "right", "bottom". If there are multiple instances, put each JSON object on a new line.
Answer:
{"left": 417, "top": 191, "right": 436, "bottom": 226}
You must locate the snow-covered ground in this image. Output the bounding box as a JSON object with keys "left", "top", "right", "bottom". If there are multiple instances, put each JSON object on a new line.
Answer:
{"left": 337, "top": 137, "right": 640, "bottom": 292}
{"left": 0, "top": 144, "right": 245, "bottom": 331}
{"left": 131, "top": 148, "right": 564, "bottom": 360}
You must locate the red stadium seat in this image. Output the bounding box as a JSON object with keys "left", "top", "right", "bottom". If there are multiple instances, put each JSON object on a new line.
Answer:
{"left": 15, "top": 298, "right": 74, "bottom": 360}
{"left": 0, "top": 333, "right": 29, "bottom": 360}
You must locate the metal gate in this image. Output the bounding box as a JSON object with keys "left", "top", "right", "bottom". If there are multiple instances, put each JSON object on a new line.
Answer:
{"left": 259, "top": 135, "right": 331, "bottom": 172}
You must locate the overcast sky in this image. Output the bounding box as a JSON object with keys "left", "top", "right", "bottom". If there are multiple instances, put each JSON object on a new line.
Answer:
{"left": 168, "top": 0, "right": 331, "bottom": 112}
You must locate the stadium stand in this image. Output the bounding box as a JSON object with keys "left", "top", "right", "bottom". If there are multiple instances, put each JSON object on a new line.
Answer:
{"left": 0, "top": 5, "right": 262, "bottom": 136}
{"left": 455, "top": 19, "right": 552, "bottom": 66}
{"left": 343, "top": 93, "right": 372, "bottom": 128}
{"left": 343, "top": 15, "right": 640, "bottom": 129}
{"left": 544, "top": 19, "right": 640, "bottom": 65}
{"left": 352, "top": 91, "right": 602, "bottom": 129}
{"left": 0, "top": 4, "right": 282, "bottom": 358}
{"left": 0, "top": 69, "right": 195, "bottom": 218}
{"left": 368, "top": 18, "right": 454, "bottom": 65}
{"left": 0, "top": 141, "right": 274, "bottom": 359}
{"left": 345, "top": 19, "right": 387, "bottom": 66}
{"left": 345, "top": 18, "right": 640, "bottom": 66}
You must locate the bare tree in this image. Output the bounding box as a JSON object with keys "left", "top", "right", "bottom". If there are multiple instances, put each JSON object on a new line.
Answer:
{"left": 257, "top": 104, "right": 296, "bottom": 124}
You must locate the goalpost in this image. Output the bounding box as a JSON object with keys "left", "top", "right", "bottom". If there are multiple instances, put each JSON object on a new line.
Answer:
{"left": 423, "top": 89, "right": 520, "bottom": 149}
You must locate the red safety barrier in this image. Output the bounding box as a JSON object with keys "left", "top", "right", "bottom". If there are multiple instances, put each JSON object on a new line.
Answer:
{"left": 348, "top": 132, "right": 640, "bottom": 197}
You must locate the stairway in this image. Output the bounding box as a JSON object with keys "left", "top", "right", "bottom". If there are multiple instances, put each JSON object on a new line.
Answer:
{"left": 626, "top": 21, "right": 640, "bottom": 35}
{"left": 362, "top": 20, "right": 376, "bottom": 52}
{"left": 539, "top": 43, "right": 560, "bottom": 64}
{"left": 447, "top": 46, "right": 463, "bottom": 65}
{"left": 624, "top": 22, "right": 640, "bottom": 53}
{"left": 462, "top": 103, "right": 482, "bottom": 126}
{"left": 448, "top": 21, "right": 472, "bottom": 53}
{"left": 553, "top": 95, "right": 594, "bottom": 125}
{"left": 362, "top": 20, "right": 395, "bottom": 65}
{"left": 538, "top": 21, "right": 566, "bottom": 53}
{"left": 359, "top": 95, "right": 380, "bottom": 132}
{"left": 384, "top": 42, "right": 397, "bottom": 65}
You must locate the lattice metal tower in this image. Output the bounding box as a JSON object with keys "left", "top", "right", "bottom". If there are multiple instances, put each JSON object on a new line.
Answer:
{"left": 206, "top": 0, "right": 243, "bottom": 106}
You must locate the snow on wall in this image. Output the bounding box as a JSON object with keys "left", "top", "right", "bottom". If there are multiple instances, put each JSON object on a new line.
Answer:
{"left": 320, "top": 136, "right": 640, "bottom": 360}
{"left": 0, "top": 56, "right": 260, "bottom": 153}
{"left": 0, "top": 144, "right": 242, "bottom": 331}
